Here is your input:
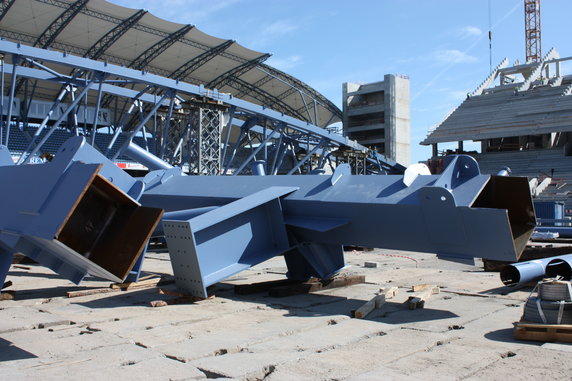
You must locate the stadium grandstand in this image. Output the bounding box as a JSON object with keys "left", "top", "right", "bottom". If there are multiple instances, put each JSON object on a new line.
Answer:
{"left": 422, "top": 48, "right": 572, "bottom": 209}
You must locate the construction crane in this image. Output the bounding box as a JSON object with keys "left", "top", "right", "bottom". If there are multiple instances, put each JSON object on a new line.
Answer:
{"left": 524, "top": 0, "right": 541, "bottom": 62}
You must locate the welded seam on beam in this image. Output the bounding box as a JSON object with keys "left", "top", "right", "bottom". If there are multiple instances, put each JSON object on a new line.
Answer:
{"left": 169, "top": 39, "right": 234, "bottom": 81}
{"left": 129, "top": 24, "right": 193, "bottom": 70}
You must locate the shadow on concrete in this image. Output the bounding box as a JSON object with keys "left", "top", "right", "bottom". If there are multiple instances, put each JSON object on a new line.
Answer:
{"left": 7, "top": 270, "right": 65, "bottom": 280}
{"left": 217, "top": 284, "right": 459, "bottom": 324}
{"left": 0, "top": 338, "right": 37, "bottom": 362}
{"left": 75, "top": 285, "right": 179, "bottom": 309}
{"left": 484, "top": 328, "right": 541, "bottom": 346}
{"left": 480, "top": 284, "right": 534, "bottom": 296}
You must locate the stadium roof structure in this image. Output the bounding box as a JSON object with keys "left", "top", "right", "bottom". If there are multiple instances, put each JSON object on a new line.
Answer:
{"left": 422, "top": 48, "right": 572, "bottom": 145}
{"left": 0, "top": 0, "right": 341, "bottom": 127}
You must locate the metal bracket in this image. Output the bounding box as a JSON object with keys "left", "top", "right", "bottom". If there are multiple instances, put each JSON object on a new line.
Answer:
{"left": 163, "top": 186, "right": 298, "bottom": 297}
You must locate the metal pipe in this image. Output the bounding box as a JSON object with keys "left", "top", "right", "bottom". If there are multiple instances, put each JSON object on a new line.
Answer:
{"left": 496, "top": 166, "right": 511, "bottom": 176}
{"left": 4, "top": 55, "right": 19, "bottom": 146}
{"left": 250, "top": 160, "right": 266, "bottom": 176}
{"left": 124, "top": 140, "right": 174, "bottom": 171}
{"left": 500, "top": 254, "right": 572, "bottom": 286}
{"left": 545, "top": 255, "right": 572, "bottom": 280}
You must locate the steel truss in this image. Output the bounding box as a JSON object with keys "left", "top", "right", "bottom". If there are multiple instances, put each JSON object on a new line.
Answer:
{"left": 0, "top": 40, "right": 404, "bottom": 175}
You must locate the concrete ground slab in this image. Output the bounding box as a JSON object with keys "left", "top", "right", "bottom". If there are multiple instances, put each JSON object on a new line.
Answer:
{"left": 0, "top": 249, "right": 565, "bottom": 380}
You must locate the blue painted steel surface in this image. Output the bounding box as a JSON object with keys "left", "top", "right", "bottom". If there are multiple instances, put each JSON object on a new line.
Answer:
{"left": 534, "top": 201, "right": 565, "bottom": 220}
{"left": 163, "top": 186, "right": 297, "bottom": 297}
{"left": 0, "top": 138, "right": 163, "bottom": 287}
{"left": 124, "top": 140, "right": 174, "bottom": 171}
{"left": 0, "top": 145, "right": 12, "bottom": 165}
{"left": 138, "top": 155, "right": 535, "bottom": 295}
{"left": 53, "top": 136, "right": 146, "bottom": 200}
{"left": 535, "top": 226, "right": 572, "bottom": 238}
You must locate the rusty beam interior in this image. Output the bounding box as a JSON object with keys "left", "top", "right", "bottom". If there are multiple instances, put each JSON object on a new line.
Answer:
{"left": 56, "top": 174, "right": 163, "bottom": 279}
{"left": 471, "top": 175, "right": 536, "bottom": 259}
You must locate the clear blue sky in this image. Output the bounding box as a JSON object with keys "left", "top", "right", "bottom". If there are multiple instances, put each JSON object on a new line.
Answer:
{"left": 109, "top": 0, "right": 571, "bottom": 164}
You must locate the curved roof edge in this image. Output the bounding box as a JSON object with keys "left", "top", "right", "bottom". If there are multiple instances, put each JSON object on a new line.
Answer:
{"left": 0, "top": 0, "right": 341, "bottom": 126}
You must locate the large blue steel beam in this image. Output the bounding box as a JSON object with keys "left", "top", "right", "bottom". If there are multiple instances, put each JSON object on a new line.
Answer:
{"left": 0, "top": 41, "right": 369, "bottom": 157}
{"left": 138, "top": 155, "right": 536, "bottom": 297}
{"left": 0, "top": 137, "right": 162, "bottom": 288}
{"left": 0, "top": 134, "right": 534, "bottom": 297}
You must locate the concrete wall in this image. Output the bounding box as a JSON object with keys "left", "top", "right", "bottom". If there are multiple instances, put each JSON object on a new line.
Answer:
{"left": 342, "top": 75, "right": 410, "bottom": 166}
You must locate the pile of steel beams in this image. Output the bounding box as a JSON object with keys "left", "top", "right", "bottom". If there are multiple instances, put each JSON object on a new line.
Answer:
{"left": 0, "top": 136, "right": 536, "bottom": 298}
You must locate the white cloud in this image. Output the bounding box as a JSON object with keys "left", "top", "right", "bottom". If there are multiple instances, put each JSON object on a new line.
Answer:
{"left": 434, "top": 49, "right": 478, "bottom": 64}
{"left": 458, "top": 26, "right": 483, "bottom": 39}
{"left": 266, "top": 55, "right": 302, "bottom": 70}
{"left": 262, "top": 20, "right": 300, "bottom": 36}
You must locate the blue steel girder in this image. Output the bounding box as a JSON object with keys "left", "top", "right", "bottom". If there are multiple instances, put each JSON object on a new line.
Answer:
{"left": 0, "top": 136, "right": 163, "bottom": 287}
{"left": 206, "top": 53, "right": 271, "bottom": 90}
{"left": 84, "top": 9, "right": 147, "bottom": 60}
{"left": 0, "top": 41, "right": 395, "bottom": 172}
{"left": 169, "top": 39, "right": 235, "bottom": 81}
{"left": 139, "top": 156, "right": 536, "bottom": 296}
{"left": 129, "top": 24, "right": 193, "bottom": 70}
{"left": 1, "top": 63, "right": 170, "bottom": 106}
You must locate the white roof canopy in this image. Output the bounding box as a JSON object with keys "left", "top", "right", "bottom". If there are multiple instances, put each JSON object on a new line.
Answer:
{"left": 0, "top": 0, "right": 341, "bottom": 126}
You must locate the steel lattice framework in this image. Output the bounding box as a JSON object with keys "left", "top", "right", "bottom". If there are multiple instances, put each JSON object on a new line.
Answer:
{"left": 525, "top": 0, "right": 541, "bottom": 63}
{"left": 0, "top": 40, "right": 404, "bottom": 176}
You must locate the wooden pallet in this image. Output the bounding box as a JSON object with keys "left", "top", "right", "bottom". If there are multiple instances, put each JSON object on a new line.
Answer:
{"left": 514, "top": 321, "right": 572, "bottom": 343}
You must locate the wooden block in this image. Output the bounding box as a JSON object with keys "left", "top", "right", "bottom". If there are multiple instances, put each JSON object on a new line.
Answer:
{"left": 364, "top": 261, "right": 378, "bottom": 268}
{"left": 110, "top": 277, "right": 166, "bottom": 290}
{"left": 353, "top": 286, "right": 398, "bottom": 319}
{"left": 408, "top": 285, "right": 439, "bottom": 310}
{"left": 0, "top": 291, "right": 15, "bottom": 301}
{"left": 67, "top": 287, "right": 118, "bottom": 298}
{"left": 269, "top": 275, "right": 366, "bottom": 297}
{"left": 379, "top": 286, "right": 398, "bottom": 299}
{"left": 67, "top": 277, "right": 174, "bottom": 298}
{"left": 354, "top": 295, "right": 386, "bottom": 319}
{"left": 412, "top": 284, "right": 434, "bottom": 292}
{"left": 150, "top": 294, "right": 210, "bottom": 307}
